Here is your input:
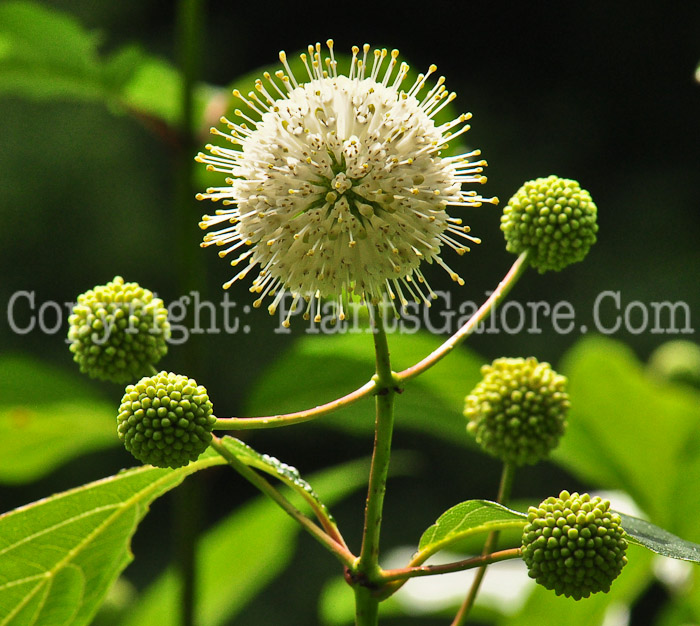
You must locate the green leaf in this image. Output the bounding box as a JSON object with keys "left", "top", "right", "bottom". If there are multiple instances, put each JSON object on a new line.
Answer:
{"left": 116, "top": 56, "right": 182, "bottom": 126}
{"left": 118, "top": 456, "right": 372, "bottom": 626}
{"left": 0, "top": 401, "right": 118, "bottom": 484}
{"left": 245, "top": 330, "right": 483, "bottom": 443}
{"left": 617, "top": 511, "right": 700, "bottom": 563}
{"left": 0, "top": 1, "right": 103, "bottom": 101}
{"left": 0, "top": 451, "right": 225, "bottom": 626}
{"left": 0, "top": 1, "right": 219, "bottom": 133}
{"left": 221, "top": 437, "right": 338, "bottom": 525}
{"left": 100, "top": 44, "right": 147, "bottom": 94}
{"left": 0, "top": 353, "right": 101, "bottom": 406}
{"left": 0, "top": 354, "right": 118, "bottom": 484}
{"left": 418, "top": 500, "right": 526, "bottom": 557}
{"left": 555, "top": 336, "right": 700, "bottom": 527}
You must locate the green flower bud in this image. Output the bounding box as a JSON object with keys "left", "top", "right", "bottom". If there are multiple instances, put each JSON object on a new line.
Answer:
{"left": 117, "top": 371, "right": 217, "bottom": 469}
{"left": 68, "top": 276, "right": 170, "bottom": 384}
{"left": 501, "top": 175, "right": 598, "bottom": 272}
{"left": 464, "top": 357, "right": 569, "bottom": 466}
{"left": 521, "top": 490, "right": 628, "bottom": 600}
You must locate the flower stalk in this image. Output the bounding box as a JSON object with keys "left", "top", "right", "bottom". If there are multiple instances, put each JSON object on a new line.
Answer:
{"left": 214, "top": 252, "right": 531, "bottom": 433}
{"left": 173, "top": 1, "right": 207, "bottom": 622}
{"left": 353, "top": 310, "right": 399, "bottom": 624}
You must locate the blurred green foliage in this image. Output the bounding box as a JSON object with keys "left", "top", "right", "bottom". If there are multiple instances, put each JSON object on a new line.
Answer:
{"left": 0, "top": 1, "right": 698, "bottom": 625}
{"left": 0, "top": 354, "right": 117, "bottom": 482}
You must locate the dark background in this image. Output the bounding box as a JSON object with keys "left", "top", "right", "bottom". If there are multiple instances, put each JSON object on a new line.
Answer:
{"left": 0, "top": 1, "right": 698, "bottom": 624}
{"left": 2, "top": 1, "right": 698, "bottom": 374}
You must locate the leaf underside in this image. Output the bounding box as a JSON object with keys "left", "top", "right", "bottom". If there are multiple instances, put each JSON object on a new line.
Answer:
{"left": 617, "top": 511, "right": 700, "bottom": 563}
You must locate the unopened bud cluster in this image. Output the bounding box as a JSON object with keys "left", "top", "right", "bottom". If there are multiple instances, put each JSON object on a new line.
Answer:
{"left": 68, "top": 276, "right": 170, "bottom": 383}
{"left": 465, "top": 357, "right": 569, "bottom": 466}
{"left": 521, "top": 491, "right": 628, "bottom": 600}
{"left": 501, "top": 175, "right": 598, "bottom": 272}
{"left": 117, "top": 371, "right": 216, "bottom": 468}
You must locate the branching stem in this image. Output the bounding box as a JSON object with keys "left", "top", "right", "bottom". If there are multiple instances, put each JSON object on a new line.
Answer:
{"left": 210, "top": 436, "right": 356, "bottom": 569}
{"left": 215, "top": 253, "right": 530, "bottom": 432}
{"left": 214, "top": 380, "right": 376, "bottom": 430}
{"left": 379, "top": 548, "right": 522, "bottom": 584}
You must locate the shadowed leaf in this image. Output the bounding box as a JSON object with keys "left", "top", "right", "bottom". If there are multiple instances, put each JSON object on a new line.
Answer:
{"left": 618, "top": 512, "right": 700, "bottom": 562}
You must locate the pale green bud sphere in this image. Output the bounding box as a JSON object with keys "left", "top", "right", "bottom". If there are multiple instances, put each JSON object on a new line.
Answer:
{"left": 522, "top": 491, "right": 628, "bottom": 600}
{"left": 117, "top": 371, "right": 216, "bottom": 469}
{"left": 501, "top": 175, "right": 598, "bottom": 272}
{"left": 465, "top": 357, "right": 569, "bottom": 466}
{"left": 68, "top": 276, "right": 170, "bottom": 384}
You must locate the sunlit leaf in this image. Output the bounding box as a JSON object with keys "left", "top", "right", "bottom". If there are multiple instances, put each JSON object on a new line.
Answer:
{"left": 109, "top": 45, "right": 217, "bottom": 131}
{"left": 418, "top": 500, "right": 526, "bottom": 557}
{"left": 0, "top": 401, "right": 117, "bottom": 484}
{"left": 0, "top": 354, "right": 118, "bottom": 483}
{"left": 116, "top": 56, "right": 182, "bottom": 126}
{"left": 555, "top": 336, "right": 700, "bottom": 527}
{"left": 0, "top": 353, "right": 99, "bottom": 406}
{"left": 0, "top": 451, "right": 225, "bottom": 626}
{"left": 101, "top": 44, "right": 147, "bottom": 94}
{"left": 0, "top": 1, "right": 103, "bottom": 101}
{"left": 0, "top": 1, "right": 218, "bottom": 134}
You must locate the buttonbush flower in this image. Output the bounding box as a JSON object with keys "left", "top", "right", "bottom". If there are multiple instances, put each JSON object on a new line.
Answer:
{"left": 197, "top": 40, "right": 496, "bottom": 326}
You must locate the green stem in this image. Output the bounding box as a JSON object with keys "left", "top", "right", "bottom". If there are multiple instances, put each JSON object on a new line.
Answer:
{"left": 216, "top": 253, "right": 529, "bottom": 433}
{"left": 379, "top": 547, "right": 522, "bottom": 584}
{"left": 451, "top": 462, "right": 517, "bottom": 626}
{"left": 173, "top": 478, "right": 202, "bottom": 626}
{"left": 354, "top": 309, "right": 397, "bottom": 625}
{"left": 214, "top": 380, "right": 376, "bottom": 430}
{"left": 175, "top": 0, "right": 207, "bottom": 293}
{"left": 173, "top": 2, "right": 206, "bottom": 625}
{"left": 354, "top": 586, "right": 380, "bottom": 626}
{"left": 210, "top": 436, "right": 356, "bottom": 569}
{"left": 375, "top": 518, "right": 527, "bottom": 600}
{"left": 397, "top": 251, "right": 530, "bottom": 383}
{"left": 496, "top": 462, "right": 516, "bottom": 504}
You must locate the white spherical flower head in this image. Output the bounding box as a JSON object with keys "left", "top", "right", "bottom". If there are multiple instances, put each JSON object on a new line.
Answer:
{"left": 197, "top": 41, "right": 496, "bottom": 326}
